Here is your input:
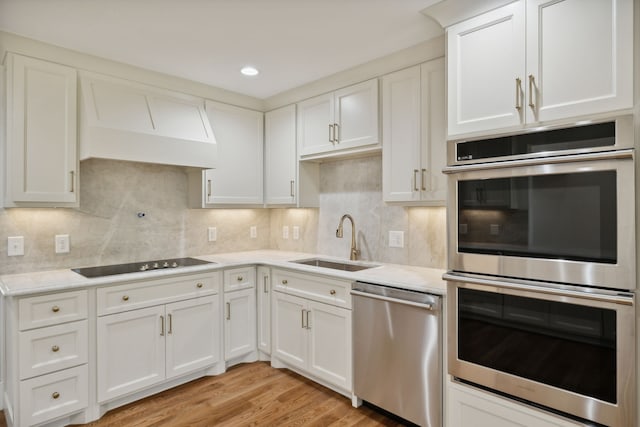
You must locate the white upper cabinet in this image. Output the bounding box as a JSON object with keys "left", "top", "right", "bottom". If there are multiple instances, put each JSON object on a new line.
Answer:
{"left": 79, "top": 71, "right": 217, "bottom": 168}
{"left": 265, "top": 105, "right": 297, "bottom": 205}
{"left": 5, "top": 53, "right": 78, "bottom": 207}
{"left": 525, "top": 0, "right": 633, "bottom": 123}
{"left": 297, "top": 79, "right": 379, "bottom": 159}
{"left": 189, "top": 101, "right": 264, "bottom": 207}
{"left": 447, "top": 0, "right": 633, "bottom": 137}
{"left": 382, "top": 59, "right": 446, "bottom": 205}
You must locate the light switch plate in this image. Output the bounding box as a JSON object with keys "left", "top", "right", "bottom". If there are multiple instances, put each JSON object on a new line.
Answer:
{"left": 250, "top": 226, "right": 257, "bottom": 239}
{"left": 55, "top": 234, "right": 70, "bottom": 254}
{"left": 292, "top": 226, "right": 300, "bottom": 240}
{"left": 388, "top": 231, "right": 404, "bottom": 248}
{"left": 282, "top": 226, "right": 289, "bottom": 239}
{"left": 208, "top": 227, "right": 217, "bottom": 242}
{"left": 8, "top": 236, "right": 24, "bottom": 256}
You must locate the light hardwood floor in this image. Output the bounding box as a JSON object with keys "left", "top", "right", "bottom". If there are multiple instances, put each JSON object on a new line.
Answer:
{"left": 1, "top": 362, "right": 410, "bottom": 427}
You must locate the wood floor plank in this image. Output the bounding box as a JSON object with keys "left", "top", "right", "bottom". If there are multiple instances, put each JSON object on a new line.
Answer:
{"left": 0, "top": 362, "right": 410, "bottom": 427}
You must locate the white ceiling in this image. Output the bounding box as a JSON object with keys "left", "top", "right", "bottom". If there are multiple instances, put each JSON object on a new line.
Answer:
{"left": 0, "top": 0, "right": 445, "bottom": 99}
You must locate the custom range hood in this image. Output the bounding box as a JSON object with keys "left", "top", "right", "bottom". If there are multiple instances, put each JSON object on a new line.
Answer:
{"left": 79, "top": 71, "right": 217, "bottom": 169}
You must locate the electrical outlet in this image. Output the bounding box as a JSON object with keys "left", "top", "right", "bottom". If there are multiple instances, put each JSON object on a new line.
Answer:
{"left": 490, "top": 224, "right": 501, "bottom": 235}
{"left": 7, "top": 236, "right": 24, "bottom": 256}
{"left": 282, "top": 226, "right": 289, "bottom": 239}
{"left": 292, "top": 226, "right": 300, "bottom": 240}
{"left": 388, "top": 231, "right": 404, "bottom": 248}
{"left": 250, "top": 226, "right": 257, "bottom": 239}
{"left": 55, "top": 234, "right": 70, "bottom": 254}
{"left": 208, "top": 227, "right": 217, "bottom": 242}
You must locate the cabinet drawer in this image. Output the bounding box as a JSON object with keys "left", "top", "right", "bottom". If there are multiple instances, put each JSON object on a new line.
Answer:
{"left": 273, "top": 269, "right": 351, "bottom": 309}
{"left": 224, "top": 267, "right": 256, "bottom": 292}
{"left": 19, "top": 364, "right": 88, "bottom": 426}
{"left": 97, "top": 272, "right": 220, "bottom": 316}
{"left": 19, "top": 290, "right": 88, "bottom": 331}
{"left": 19, "top": 320, "right": 88, "bottom": 380}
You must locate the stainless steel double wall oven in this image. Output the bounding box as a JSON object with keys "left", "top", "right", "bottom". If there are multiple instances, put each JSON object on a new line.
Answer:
{"left": 444, "top": 116, "right": 636, "bottom": 426}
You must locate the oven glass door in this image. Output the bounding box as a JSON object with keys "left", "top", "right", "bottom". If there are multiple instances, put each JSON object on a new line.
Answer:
{"left": 448, "top": 153, "right": 635, "bottom": 289}
{"left": 458, "top": 286, "right": 616, "bottom": 403}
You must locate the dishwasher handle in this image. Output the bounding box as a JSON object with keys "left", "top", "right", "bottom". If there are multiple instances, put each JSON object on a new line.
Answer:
{"left": 351, "top": 289, "right": 437, "bottom": 311}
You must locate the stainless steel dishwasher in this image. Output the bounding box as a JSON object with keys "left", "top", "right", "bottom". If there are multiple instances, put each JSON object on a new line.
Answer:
{"left": 351, "top": 281, "right": 441, "bottom": 427}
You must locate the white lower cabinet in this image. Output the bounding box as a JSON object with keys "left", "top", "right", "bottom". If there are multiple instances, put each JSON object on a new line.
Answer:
{"left": 272, "top": 272, "right": 352, "bottom": 394}
{"left": 97, "top": 295, "right": 220, "bottom": 402}
{"left": 448, "top": 380, "right": 586, "bottom": 427}
{"left": 223, "top": 267, "right": 257, "bottom": 363}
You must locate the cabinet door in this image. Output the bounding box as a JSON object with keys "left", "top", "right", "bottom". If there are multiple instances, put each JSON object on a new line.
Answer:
{"left": 97, "top": 306, "right": 166, "bottom": 402}
{"left": 334, "top": 79, "right": 379, "bottom": 150}
{"left": 205, "top": 101, "right": 264, "bottom": 205}
{"left": 165, "top": 295, "right": 220, "bottom": 379}
{"left": 306, "top": 301, "right": 352, "bottom": 392}
{"left": 272, "top": 292, "right": 307, "bottom": 370}
{"left": 447, "top": 2, "right": 525, "bottom": 137}
{"left": 448, "top": 381, "right": 584, "bottom": 427}
{"left": 525, "top": 0, "right": 633, "bottom": 123}
{"left": 6, "top": 54, "right": 78, "bottom": 205}
{"left": 382, "top": 66, "right": 422, "bottom": 202}
{"left": 224, "top": 287, "right": 257, "bottom": 361}
{"left": 420, "top": 58, "right": 447, "bottom": 204}
{"left": 265, "top": 105, "right": 297, "bottom": 205}
{"left": 297, "top": 93, "right": 335, "bottom": 156}
{"left": 257, "top": 267, "right": 271, "bottom": 355}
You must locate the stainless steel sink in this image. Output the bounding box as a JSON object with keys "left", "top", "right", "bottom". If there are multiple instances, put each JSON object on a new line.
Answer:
{"left": 291, "top": 258, "right": 378, "bottom": 272}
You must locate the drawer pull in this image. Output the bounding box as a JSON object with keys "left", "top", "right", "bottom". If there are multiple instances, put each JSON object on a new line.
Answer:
{"left": 197, "top": 282, "right": 204, "bottom": 288}
{"left": 51, "top": 306, "right": 60, "bottom": 313}
{"left": 226, "top": 302, "right": 231, "bottom": 320}
{"left": 122, "top": 295, "right": 129, "bottom": 301}
{"left": 237, "top": 276, "right": 243, "bottom": 282}
{"left": 51, "top": 345, "right": 60, "bottom": 352}
{"left": 330, "top": 289, "right": 336, "bottom": 295}
{"left": 52, "top": 392, "right": 60, "bottom": 399}
{"left": 282, "top": 279, "right": 288, "bottom": 285}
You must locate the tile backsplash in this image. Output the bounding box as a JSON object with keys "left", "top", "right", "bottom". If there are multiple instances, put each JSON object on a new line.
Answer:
{"left": 0, "top": 156, "right": 446, "bottom": 275}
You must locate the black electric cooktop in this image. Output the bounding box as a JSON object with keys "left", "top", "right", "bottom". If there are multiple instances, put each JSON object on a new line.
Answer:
{"left": 72, "top": 257, "right": 214, "bottom": 278}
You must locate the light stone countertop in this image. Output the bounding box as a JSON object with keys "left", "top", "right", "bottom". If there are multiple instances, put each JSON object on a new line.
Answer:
{"left": 0, "top": 250, "right": 447, "bottom": 297}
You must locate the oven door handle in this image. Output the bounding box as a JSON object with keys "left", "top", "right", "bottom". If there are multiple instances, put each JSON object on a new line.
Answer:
{"left": 351, "top": 290, "right": 436, "bottom": 311}
{"left": 443, "top": 149, "right": 634, "bottom": 174}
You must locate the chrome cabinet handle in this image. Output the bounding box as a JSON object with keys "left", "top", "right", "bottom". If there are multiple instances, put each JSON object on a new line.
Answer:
{"left": 160, "top": 315, "right": 165, "bottom": 336}
{"left": 226, "top": 302, "right": 231, "bottom": 320}
{"left": 306, "top": 310, "right": 311, "bottom": 329}
{"left": 51, "top": 345, "right": 60, "bottom": 352}
{"left": 413, "top": 169, "right": 419, "bottom": 191}
{"left": 333, "top": 123, "right": 339, "bottom": 143}
{"left": 515, "top": 77, "right": 522, "bottom": 110}
{"left": 51, "top": 306, "right": 60, "bottom": 313}
{"left": 301, "top": 309, "right": 305, "bottom": 328}
{"left": 528, "top": 74, "right": 536, "bottom": 110}
{"left": 122, "top": 295, "right": 129, "bottom": 301}
{"left": 207, "top": 179, "right": 212, "bottom": 198}
{"left": 263, "top": 275, "right": 269, "bottom": 293}
{"left": 290, "top": 180, "right": 295, "bottom": 197}
{"left": 196, "top": 282, "right": 203, "bottom": 288}
{"left": 329, "top": 124, "right": 334, "bottom": 143}
{"left": 168, "top": 314, "right": 172, "bottom": 334}
{"left": 52, "top": 392, "right": 60, "bottom": 399}
{"left": 421, "top": 169, "right": 427, "bottom": 191}
{"left": 69, "top": 171, "right": 75, "bottom": 193}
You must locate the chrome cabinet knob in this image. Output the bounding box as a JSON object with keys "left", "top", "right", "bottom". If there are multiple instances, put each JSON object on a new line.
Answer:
{"left": 197, "top": 282, "right": 203, "bottom": 288}
{"left": 282, "top": 279, "right": 288, "bottom": 285}
{"left": 122, "top": 295, "right": 129, "bottom": 301}
{"left": 51, "top": 306, "right": 60, "bottom": 313}
{"left": 52, "top": 345, "right": 60, "bottom": 352}
{"left": 52, "top": 392, "right": 60, "bottom": 399}
{"left": 237, "top": 276, "right": 243, "bottom": 282}
{"left": 330, "top": 289, "right": 336, "bottom": 295}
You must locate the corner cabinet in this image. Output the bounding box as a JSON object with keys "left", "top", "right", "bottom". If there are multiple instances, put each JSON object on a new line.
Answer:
{"left": 188, "top": 102, "right": 263, "bottom": 207}
{"left": 297, "top": 79, "right": 379, "bottom": 159}
{"left": 382, "top": 59, "right": 446, "bottom": 205}
{"left": 447, "top": 0, "right": 633, "bottom": 137}
{"left": 448, "top": 380, "right": 585, "bottom": 427}
{"left": 264, "top": 105, "right": 297, "bottom": 205}
{"left": 271, "top": 269, "right": 352, "bottom": 395}
{"left": 5, "top": 53, "right": 78, "bottom": 207}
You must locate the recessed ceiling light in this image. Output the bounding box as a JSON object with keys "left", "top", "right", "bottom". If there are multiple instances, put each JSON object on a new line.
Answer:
{"left": 240, "top": 66, "right": 259, "bottom": 76}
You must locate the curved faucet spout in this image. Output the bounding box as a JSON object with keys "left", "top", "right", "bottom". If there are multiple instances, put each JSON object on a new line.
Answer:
{"left": 336, "top": 214, "right": 358, "bottom": 260}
